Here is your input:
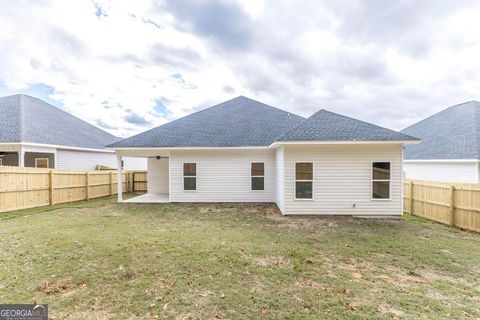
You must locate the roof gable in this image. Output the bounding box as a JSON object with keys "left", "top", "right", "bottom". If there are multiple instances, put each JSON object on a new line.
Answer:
{"left": 0, "top": 94, "right": 119, "bottom": 149}
{"left": 108, "top": 96, "right": 305, "bottom": 148}
{"left": 277, "top": 109, "right": 418, "bottom": 142}
{"left": 401, "top": 101, "right": 480, "bottom": 159}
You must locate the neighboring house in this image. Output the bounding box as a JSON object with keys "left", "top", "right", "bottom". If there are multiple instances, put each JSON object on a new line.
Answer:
{"left": 401, "top": 101, "right": 480, "bottom": 183}
{"left": 109, "top": 96, "right": 418, "bottom": 216}
{"left": 0, "top": 94, "right": 146, "bottom": 170}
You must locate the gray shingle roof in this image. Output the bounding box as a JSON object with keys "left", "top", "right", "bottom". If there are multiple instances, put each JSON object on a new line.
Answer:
{"left": 108, "top": 96, "right": 305, "bottom": 148}
{"left": 109, "top": 97, "right": 416, "bottom": 148}
{"left": 401, "top": 101, "right": 480, "bottom": 159}
{"left": 277, "top": 109, "right": 418, "bottom": 142}
{"left": 0, "top": 94, "right": 119, "bottom": 149}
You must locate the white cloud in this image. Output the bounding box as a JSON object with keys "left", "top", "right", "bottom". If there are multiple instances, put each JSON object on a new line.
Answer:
{"left": 0, "top": 0, "right": 479, "bottom": 138}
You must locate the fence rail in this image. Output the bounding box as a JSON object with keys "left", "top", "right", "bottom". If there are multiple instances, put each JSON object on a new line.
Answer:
{"left": 404, "top": 180, "right": 480, "bottom": 233}
{"left": 0, "top": 166, "right": 147, "bottom": 213}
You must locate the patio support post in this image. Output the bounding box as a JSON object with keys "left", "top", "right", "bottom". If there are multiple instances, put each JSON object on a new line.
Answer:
{"left": 117, "top": 154, "right": 123, "bottom": 203}
{"left": 19, "top": 150, "right": 25, "bottom": 167}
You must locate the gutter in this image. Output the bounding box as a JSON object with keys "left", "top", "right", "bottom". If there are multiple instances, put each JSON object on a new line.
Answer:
{"left": 0, "top": 142, "right": 114, "bottom": 153}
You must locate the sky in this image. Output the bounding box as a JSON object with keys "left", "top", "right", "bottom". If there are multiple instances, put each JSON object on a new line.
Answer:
{"left": 0, "top": 0, "right": 479, "bottom": 138}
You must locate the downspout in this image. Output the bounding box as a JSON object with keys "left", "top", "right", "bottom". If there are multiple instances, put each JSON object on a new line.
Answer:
{"left": 477, "top": 160, "right": 480, "bottom": 184}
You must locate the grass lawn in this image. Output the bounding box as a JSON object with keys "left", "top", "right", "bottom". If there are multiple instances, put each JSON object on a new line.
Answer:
{"left": 0, "top": 197, "right": 479, "bottom": 319}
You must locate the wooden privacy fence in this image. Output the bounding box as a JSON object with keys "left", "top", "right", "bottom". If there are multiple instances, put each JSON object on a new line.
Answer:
{"left": 404, "top": 180, "right": 480, "bottom": 233}
{"left": 131, "top": 171, "right": 147, "bottom": 193}
{"left": 0, "top": 166, "right": 147, "bottom": 213}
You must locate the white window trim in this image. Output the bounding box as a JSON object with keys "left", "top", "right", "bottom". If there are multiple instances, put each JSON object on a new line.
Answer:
{"left": 182, "top": 162, "right": 197, "bottom": 192}
{"left": 294, "top": 161, "right": 314, "bottom": 201}
{"left": 35, "top": 157, "right": 49, "bottom": 168}
{"left": 250, "top": 161, "right": 265, "bottom": 192}
{"left": 371, "top": 161, "right": 391, "bottom": 201}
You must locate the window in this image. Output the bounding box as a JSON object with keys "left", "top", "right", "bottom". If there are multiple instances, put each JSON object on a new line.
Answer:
{"left": 295, "top": 162, "right": 313, "bottom": 199}
{"left": 183, "top": 163, "right": 196, "bottom": 191}
{"left": 0, "top": 158, "right": 2, "bottom": 166}
{"left": 35, "top": 158, "right": 49, "bottom": 168}
{"left": 372, "top": 162, "right": 390, "bottom": 199}
{"left": 251, "top": 162, "right": 265, "bottom": 191}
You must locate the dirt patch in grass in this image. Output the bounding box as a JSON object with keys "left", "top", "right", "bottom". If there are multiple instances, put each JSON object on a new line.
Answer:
{"left": 253, "top": 256, "right": 293, "bottom": 269}
{"left": 53, "top": 311, "right": 117, "bottom": 319}
{"left": 415, "top": 268, "right": 467, "bottom": 285}
{"left": 40, "top": 278, "right": 87, "bottom": 295}
{"left": 378, "top": 303, "right": 404, "bottom": 317}
{"left": 383, "top": 266, "right": 429, "bottom": 285}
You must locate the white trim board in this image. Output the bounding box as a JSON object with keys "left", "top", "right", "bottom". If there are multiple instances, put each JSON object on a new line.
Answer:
{"left": 271, "top": 140, "right": 419, "bottom": 147}
{"left": 109, "top": 146, "right": 270, "bottom": 151}
{"left": 0, "top": 142, "right": 114, "bottom": 153}
{"left": 404, "top": 159, "right": 479, "bottom": 163}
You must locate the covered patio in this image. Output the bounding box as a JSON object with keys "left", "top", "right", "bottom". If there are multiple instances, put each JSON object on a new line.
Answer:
{"left": 0, "top": 143, "right": 55, "bottom": 168}
{"left": 115, "top": 149, "right": 170, "bottom": 204}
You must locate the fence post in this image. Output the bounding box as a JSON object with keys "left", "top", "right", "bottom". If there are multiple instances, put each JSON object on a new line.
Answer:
{"left": 86, "top": 172, "right": 90, "bottom": 200}
{"left": 132, "top": 172, "right": 135, "bottom": 193}
{"left": 110, "top": 171, "right": 113, "bottom": 195}
{"left": 49, "top": 170, "right": 54, "bottom": 205}
{"left": 409, "top": 181, "right": 414, "bottom": 215}
{"left": 129, "top": 171, "right": 133, "bottom": 193}
{"left": 449, "top": 185, "right": 456, "bottom": 226}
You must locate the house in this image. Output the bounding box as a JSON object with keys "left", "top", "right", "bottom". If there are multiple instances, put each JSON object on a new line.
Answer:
{"left": 108, "top": 96, "right": 419, "bottom": 216}
{"left": 0, "top": 94, "right": 146, "bottom": 170}
{"left": 401, "top": 101, "right": 480, "bottom": 183}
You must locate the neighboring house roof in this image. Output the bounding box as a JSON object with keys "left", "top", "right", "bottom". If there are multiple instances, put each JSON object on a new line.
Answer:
{"left": 0, "top": 94, "right": 119, "bottom": 150}
{"left": 401, "top": 101, "right": 480, "bottom": 160}
{"left": 109, "top": 96, "right": 417, "bottom": 148}
{"left": 108, "top": 96, "right": 305, "bottom": 148}
{"left": 277, "top": 109, "right": 418, "bottom": 142}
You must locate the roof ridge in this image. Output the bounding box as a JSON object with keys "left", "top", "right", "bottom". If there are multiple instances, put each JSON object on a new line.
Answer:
{"left": 278, "top": 108, "right": 418, "bottom": 141}
{"left": 110, "top": 96, "right": 305, "bottom": 146}
{"left": 401, "top": 101, "right": 480, "bottom": 132}
{"left": 27, "top": 95, "right": 117, "bottom": 139}
{"left": 236, "top": 96, "right": 304, "bottom": 119}
{"left": 322, "top": 109, "right": 418, "bottom": 140}
{"left": 275, "top": 113, "right": 310, "bottom": 141}
{"left": 1, "top": 94, "right": 118, "bottom": 140}
{"left": 109, "top": 98, "right": 234, "bottom": 144}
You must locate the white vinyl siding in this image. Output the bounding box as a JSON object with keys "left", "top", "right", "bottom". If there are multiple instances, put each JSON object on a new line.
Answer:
{"left": 283, "top": 144, "right": 403, "bottom": 216}
{"left": 56, "top": 149, "right": 117, "bottom": 170}
{"left": 403, "top": 161, "right": 479, "bottom": 183}
{"left": 169, "top": 149, "right": 276, "bottom": 202}
{"left": 123, "top": 157, "right": 148, "bottom": 170}
{"left": 147, "top": 158, "right": 169, "bottom": 193}
{"left": 275, "top": 146, "right": 285, "bottom": 212}
{"left": 57, "top": 149, "right": 147, "bottom": 171}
